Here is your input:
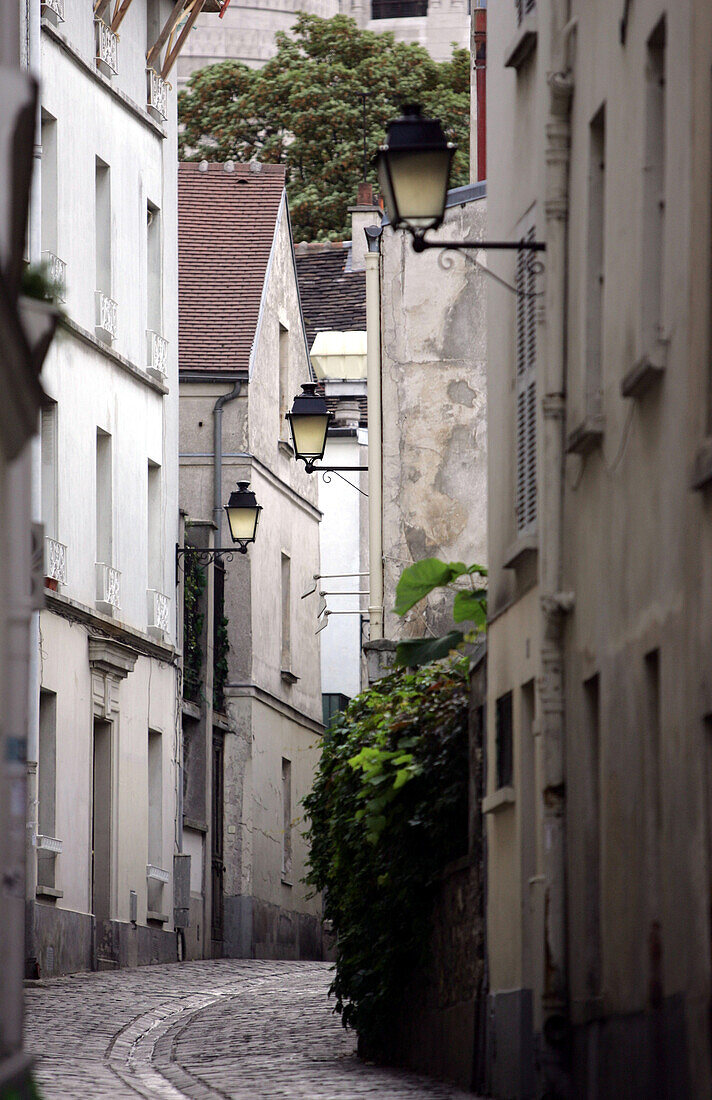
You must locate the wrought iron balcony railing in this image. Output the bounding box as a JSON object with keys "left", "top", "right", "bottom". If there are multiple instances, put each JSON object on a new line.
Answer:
{"left": 41, "top": 0, "right": 64, "bottom": 24}
{"left": 34, "top": 835, "right": 63, "bottom": 853}
{"left": 147, "top": 588, "right": 170, "bottom": 636}
{"left": 96, "top": 562, "right": 121, "bottom": 613}
{"left": 516, "top": 0, "right": 536, "bottom": 25}
{"left": 95, "top": 290, "right": 117, "bottom": 343}
{"left": 146, "top": 330, "right": 168, "bottom": 378}
{"left": 45, "top": 536, "right": 68, "bottom": 587}
{"left": 147, "top": 69, "right": 168, "bottom": 121}
{"left": 42, "top": 251, "right": 67, "bottom": 303}
{"left": 146, "top": 864, "right": 170, "bottom": 883}
{"left": 95, "top": 18, "right": 118, "bottom": 77}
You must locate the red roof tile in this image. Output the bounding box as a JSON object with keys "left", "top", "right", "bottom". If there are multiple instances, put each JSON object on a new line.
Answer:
{"left": 178, "top": 161, "right": 286, "bottom": 375}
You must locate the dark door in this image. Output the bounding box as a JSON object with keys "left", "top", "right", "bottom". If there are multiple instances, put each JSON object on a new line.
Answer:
{"left": 92, "top": 718, "right": 116, "bottom": 968}
{"left": 211, "top": 734, "right": 224, "bottom": 953}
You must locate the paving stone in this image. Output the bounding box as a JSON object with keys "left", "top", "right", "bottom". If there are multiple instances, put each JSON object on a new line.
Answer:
{"left": 24, "top": 959, "right": 479, "bottom": 1099}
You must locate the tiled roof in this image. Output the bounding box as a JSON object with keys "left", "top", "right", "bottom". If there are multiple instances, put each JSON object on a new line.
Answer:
{"left": 294, "top": 242, "right": 367, "bottom": 350}
{"left": 178, "top": 161, "right": 286, "bottom": 375}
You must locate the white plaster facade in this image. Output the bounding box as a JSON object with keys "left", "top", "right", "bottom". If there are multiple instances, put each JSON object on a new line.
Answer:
{"left": 27, "top": 0, "right": 186, "bottom": 976}
{"left": 179, "top": 183, "right": 325, "bottom": 960}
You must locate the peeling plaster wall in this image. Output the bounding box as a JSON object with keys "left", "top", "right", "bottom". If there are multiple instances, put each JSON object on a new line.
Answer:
{"left": 380, "top": 196, "right": 487, "bottom": 640}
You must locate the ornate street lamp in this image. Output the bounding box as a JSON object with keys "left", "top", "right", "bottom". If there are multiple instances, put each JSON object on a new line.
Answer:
{"left": 376, "top": 104, "right": 547, "bottom": 259}
{"left": 224, "top": 481, "right": 262, "bottom": 551}
{"left": 286, "top": 383, "right": 367, "bottom": 477}
{"left": 375, "top": 104, "right": 455, "bottom": 237}
{"left": 176, "top": 480, "right": 262, "bottom": 569}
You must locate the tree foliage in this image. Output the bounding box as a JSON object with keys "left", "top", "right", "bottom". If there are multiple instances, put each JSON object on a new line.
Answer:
{"left": 178, "top": 14, "right": 470, "bottom": 241}
{"left": 303, "top": 654, "right": 469, "bottom": 1056}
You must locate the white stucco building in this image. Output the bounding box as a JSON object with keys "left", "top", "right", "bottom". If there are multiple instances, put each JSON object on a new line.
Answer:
{"left": 26, "top": 0, "right": 216, "bottom": 976}
{"left": 178, "top": 0, "right": 469, "bottom": 84}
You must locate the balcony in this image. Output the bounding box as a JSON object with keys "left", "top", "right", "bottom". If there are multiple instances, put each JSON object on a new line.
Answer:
{"left": 96, "top": 563, "right": 121, "bottom": 614}
{"left": 147, "top": 588, "right": 170, "bottom": 638}
{"left": 45, "top": 536, "right": 68, "bottom": 590}
{"left": 146, "top": 864, "right": 170, "bottom": 883}
{"left": 95, "top": 290, "right": 117, "bottom": 343}
{"left": 95, "top": 18, "right": 118, "bottom": 77}
{"left": 147, "top": 69, "right": 168, "bottom": 122}
{"left": 42, "top": 251, "right": 66, "bottom": 303}
{"left": 41, "top": 0, "right": 64, "bottom": 25}
{"left": 146, "top": 330, "right": 168, "bottom": 379}
{"left": 34, "top": 834, "right": 63, "bottom": 854}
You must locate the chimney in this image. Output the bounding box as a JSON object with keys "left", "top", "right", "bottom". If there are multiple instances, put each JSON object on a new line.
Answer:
{"left": 471, "top": 2, "right": 487, "bottom": 182}
{"left": 349, "top": 182, "right": 381, "bottom": 272}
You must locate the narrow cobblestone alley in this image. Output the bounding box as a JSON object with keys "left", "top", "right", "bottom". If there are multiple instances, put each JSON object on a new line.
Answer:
{"left": 24, "top": 960, "right": 478, "bottom": 1100}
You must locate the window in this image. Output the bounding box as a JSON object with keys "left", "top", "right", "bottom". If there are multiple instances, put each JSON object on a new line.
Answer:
{"left": 147, "top": 729, "right": 163, "bottom": 912}
{"left": 371, "top": 1, "right": 428, "bottom": 17}
{"left": 147, "top": 461, "right": 161, "bottom": 591}
{"left": 281, "top": 757, "right": 292, "bottom": 882}
{"left": 585, "top": 106, "right": 606, "bottom": 419}
{"left": 641, "top": 19, "right": 666, "bottom": 355}
{"left": 95, "top": 428, "right": 112, "bottom": 566}
{"left": 37, "top": 690, "right": 57, "bottom": 890}
{"left": 515, "top": 226, "right": 537, "bottom": 535}
{"left": 279, "top": 322, "right": 290, "bottom": 440}
{"left": 146, "top": 201, "right": 162, "bottom": 336}
{"left": 495, "top": 691, "right": 513, "bottom": 789}
{"left": 281, "top": 553, "right": 291, "bottom": 671}
{"left": 644, "top": 649, "right": 662, "bottom": 851}
{"left": 95, "top": 158, "right": 111, "bottom": 297}
{"left": 41, "top": 403, "right": 58, "bottom": 541}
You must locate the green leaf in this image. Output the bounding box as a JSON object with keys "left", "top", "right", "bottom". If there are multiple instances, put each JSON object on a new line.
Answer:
{"left": 394, "top": 558, "right": 456, "bottom": 615}
{"left": 452, "top": 590, "right": 488, "bottom": 626}
{"left": 394, "top": 631, "right": 464, "bottom": 668}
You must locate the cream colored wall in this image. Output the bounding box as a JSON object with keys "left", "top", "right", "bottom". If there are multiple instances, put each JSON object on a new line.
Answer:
{"left": 247, "top": 697, "right": 322, "bottom": 918}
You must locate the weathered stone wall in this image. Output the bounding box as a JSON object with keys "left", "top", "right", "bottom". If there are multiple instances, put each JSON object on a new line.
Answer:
{"left": 380, "top": 188, "right": 487, "bottom": 641}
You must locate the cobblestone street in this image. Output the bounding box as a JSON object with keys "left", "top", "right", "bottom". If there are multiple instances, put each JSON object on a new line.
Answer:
{"left": 24, "top": 960, "right": 477, "bottom": 1100}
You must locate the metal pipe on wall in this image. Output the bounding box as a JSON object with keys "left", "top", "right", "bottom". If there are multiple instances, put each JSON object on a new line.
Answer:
{"left": 365, "top": 223, "right": 383, "bottom": 641}
{"left": 212, "top": 380, "right": 242, "bottom": 543}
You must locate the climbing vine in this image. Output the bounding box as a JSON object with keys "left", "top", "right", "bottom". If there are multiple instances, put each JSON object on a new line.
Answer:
{"left": 183, "top": 556, "right": 205, "bottom": 703}
{"left": 303, "top": 654, "right": 470, "bottom": 1057}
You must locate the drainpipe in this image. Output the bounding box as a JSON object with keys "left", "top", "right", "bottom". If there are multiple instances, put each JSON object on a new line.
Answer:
{"left": 364, "top": 224, "right": 383, "bottom": 641}
{"left": 26, "top": 0, "right": 43, "bottom": 932}
{"left": 539, "top": 2, "right": 574, "bottom": 1095}
{"left": 212, "top": 381, "right": 242, "bottom": 543}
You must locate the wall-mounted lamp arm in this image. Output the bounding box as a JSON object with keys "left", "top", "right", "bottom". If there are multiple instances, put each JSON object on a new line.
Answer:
{"left": 175, "top": 544, "right": 249, "bottom": 572}
{"left": 410, "top": 236, "right": 546, "bottom": 255}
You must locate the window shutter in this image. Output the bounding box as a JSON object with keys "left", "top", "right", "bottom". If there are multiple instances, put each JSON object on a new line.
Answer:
{"left": 515, "top": 226, "right": 537, "bottom": 535}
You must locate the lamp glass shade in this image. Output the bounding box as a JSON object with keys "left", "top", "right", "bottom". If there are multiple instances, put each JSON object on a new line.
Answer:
{"left": 290, "top": 413, "right": 330, "bottom": 461}
{"left": 225, "top": 482, "right": 261, "bottom": 545}
{"left": 376, "top": 105, "right": 455, "bottom": 232}
{"left": 286, "top": 383, "right": 331, "bottom": 463}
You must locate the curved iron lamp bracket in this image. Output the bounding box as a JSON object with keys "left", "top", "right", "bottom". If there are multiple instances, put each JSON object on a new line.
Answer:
{"left": 176, "top": 544, "right": 249, "bottom": 572}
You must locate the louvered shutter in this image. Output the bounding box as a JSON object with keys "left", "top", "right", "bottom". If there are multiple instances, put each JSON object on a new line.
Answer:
{"left": 41, "top": 405, "right": 57, "bottom": 540}
{"left": 515, "top": 227, "right": 537, "bottom": 535}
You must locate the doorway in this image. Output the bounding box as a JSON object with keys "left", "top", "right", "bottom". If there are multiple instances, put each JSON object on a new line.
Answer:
{"left": 92, "top": 718, "right": 115, "bottom": 967}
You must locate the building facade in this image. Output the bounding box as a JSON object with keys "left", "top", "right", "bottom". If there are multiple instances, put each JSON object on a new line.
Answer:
{"left": 25, "top": 0, "right": 212, "bottom": 977}
{"left": 178, "top": 161, "right": 325, "bottom": 960}
{"left": 486, "top": 0, "right": 712, "bottom": 1095}
{"left": 178, "top": 0, "right": 469, "bottom": 84}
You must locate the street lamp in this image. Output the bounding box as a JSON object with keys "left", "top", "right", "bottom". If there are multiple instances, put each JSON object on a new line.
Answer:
{"left": 224, "top": 481, "right": 262, "bottom": 552}
{"left": 176, "top": 480, "right": 262, "bottom": 569}
{"left": 376, "top": 104, "right": 547, "bottom": 259}
{"left": 286, "top": 383, "right": 367, "bottom": 477}
{"left": 375, "top": 104, "right": 455, "bottom": 236}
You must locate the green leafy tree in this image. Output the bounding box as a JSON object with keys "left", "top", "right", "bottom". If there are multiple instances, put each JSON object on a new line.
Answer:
{"left": 178, "top": 14, "right": 470, "bottom": 242}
